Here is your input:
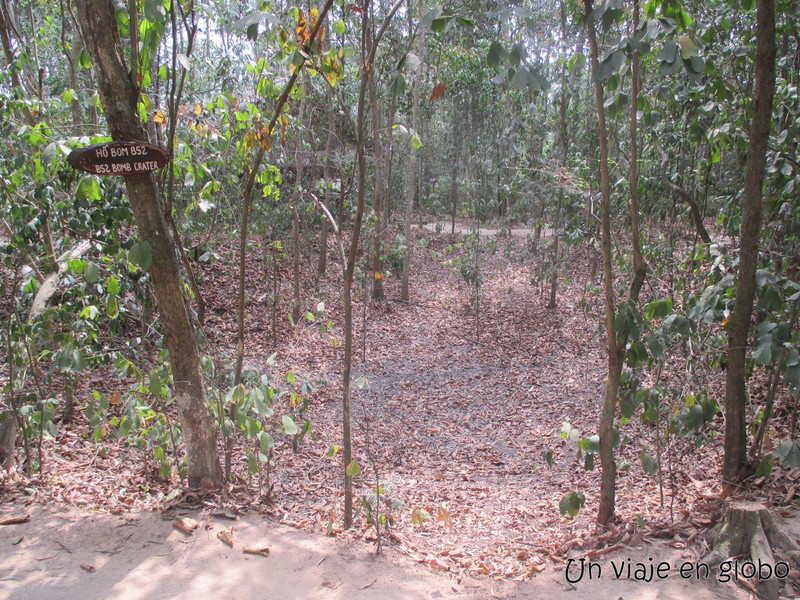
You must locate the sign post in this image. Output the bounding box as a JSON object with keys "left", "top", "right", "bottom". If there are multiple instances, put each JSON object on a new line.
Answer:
{"left": 67, "top": 142, "right": 169, "bottom": 175}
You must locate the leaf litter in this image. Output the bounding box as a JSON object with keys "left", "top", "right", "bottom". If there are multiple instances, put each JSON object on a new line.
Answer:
{"left": 1, "top": 224, "right": 797, "bottom": 592}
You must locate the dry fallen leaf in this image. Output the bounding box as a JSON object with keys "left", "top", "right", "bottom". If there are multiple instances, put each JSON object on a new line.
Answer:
{"left": 243, "top": 546, "right": 270, "bottom": 557}
{"left": 173, "top": 516, "right": 199, "bottom": 535}
{"left": 80, "top": 563, "right": 96, "bottom": 573}
{"left": 217, "top": 526, "right": 234, "bottom": 547}
{"left": 437, "top": 506, "right": 453, "bottom": 527}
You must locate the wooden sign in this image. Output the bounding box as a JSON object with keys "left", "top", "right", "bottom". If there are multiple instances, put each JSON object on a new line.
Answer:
{"left": 67, "top": 142, "right": 169, "bottom": 175}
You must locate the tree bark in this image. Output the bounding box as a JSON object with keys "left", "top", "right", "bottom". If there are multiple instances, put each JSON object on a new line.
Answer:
{"left": 400, "top": 0, "right": 424, "bottom": 301}
{"left": 74, "top": 0, "right": 222, "bottom": 486}
{"left": 628, "top": 0, "right": 647, "bottom": 303}
{"left": 370, "top": 33, "right": 385, "bottom": 301}
{"left": 584, "top": 0, "right": 619, "bottom": 526}
{"left": 723, "top": 0, "right": 776, "bottom": 491}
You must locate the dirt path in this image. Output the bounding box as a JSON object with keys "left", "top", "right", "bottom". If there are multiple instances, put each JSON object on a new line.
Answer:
{"left": 0, "top": 503, "right": 752, "bottom": 600}
{"left": 422, "top": 220, "right": 554, "bottom": 237}
{"left": 1, "top": 226, "right": 794, "bottom": 599}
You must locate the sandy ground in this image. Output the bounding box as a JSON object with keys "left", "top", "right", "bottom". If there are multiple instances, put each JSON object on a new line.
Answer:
{"left": 0, "top": 502, "right": 758, "bottom": 600}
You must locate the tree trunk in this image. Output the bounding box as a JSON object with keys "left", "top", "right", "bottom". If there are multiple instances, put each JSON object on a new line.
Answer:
{"left": 317, "top": 82, "right": 335, "bottom": 283}
{"left": 723, "top": 0, "right": 776, "bottom": 491}
{"left": 548, "top": 0, "right": 580, "bottom": 309}
{"left": 401, "top": 0, "right": 424, "bottom": 301}
{"left": 628, "top": 0, "right": 647, "bottom": 303}
{"left": 370, "top": 51, "right": 385, "bottom": 301}
{"left": 74, "top": 0, "right": 222, "bottom": 487}
{"left": 584, "top": 0, "right": 619, "bottom": 526}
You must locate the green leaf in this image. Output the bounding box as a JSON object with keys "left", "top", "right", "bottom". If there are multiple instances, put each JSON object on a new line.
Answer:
{"left": 106, "top": 294, "right": 119, "bottom": 319}
{"left": 282, "top": 415, "right": 298, "bottom": 435}
{"left": 755, "top": 454, "right": 774, "bottom": 478}
{"left": 232, "top": 383, "right": 245, "bottom": 404}
{"left": 252, "top": 389, "right": 273, "bottom": 418}
{"left": 686, "top": 55, "right": 705, "bottom": 74}
{"left": 657, "top": 40, "right": 678, "bottom": 64}
{"left": 645, "top": 334, "right": 666, "bottom": 359}
{"left": 327, "top": 444, "right": 340, "bottom": 457}
{"left": 62, "top": 88, "right": 75, "bottom": 104}
{"left": 411, "top": 133, "right": 422, "bottom": 149}
{"left": 128, "top": 241, "right": 153, "bottom": 270}
{"left": 430, "top": 16, "right": 451, "bottom": 33}
{"left": 543, "top": 450, "right": 553, "bottom": 467}
{"left": 78, "top": 47, "right": 91, "bottom": 69}
{"left": 84, "top": 261, "right": 99, "bottom": 284}
{"left": 258, "top": 431, "right": 275, "bottom": 451}
{"left": 80, "top": 305, "right": 100, "bottom": 320}
{"left": 345, "top": 459, "right": 361, "bottom": 477}
{"left": 76, "top": 176, "right": 101, "bottom": 202}
{"left": 487, "top": 41, "right": 507, "bottom": 67}
{"left": 149, "top": 371, "right": 163, "bottom": 396}
{"left": 753, "top": 340, "right": 773, "bottom": 366}
{"left": 248, "top": 453, "right": 258, "bottom": 474}
{"left": 620, "top": 393, "right": 637, "bottom": 418}
{"left": 559, "top": 491, "right": 585, "bottom": 518}
{"left": 388, "top": 72, "right": 406, "bottom": 96}
{"left": 596, "top": 49, "right": 624, "bottom": 82}
{"left": 639, "top": 451, "right": 658, "bottom": 474}
{"left": 333, "top": 18, "right": 345, "bottom": 35}
{"left": 243, "top": 416, "right": 261, "bottom": 438}
{"left": 646, "top": 297, "right": 673, "bottom": 320}
{"left": 106, "top": 276, "right": 120, "bottom": 295}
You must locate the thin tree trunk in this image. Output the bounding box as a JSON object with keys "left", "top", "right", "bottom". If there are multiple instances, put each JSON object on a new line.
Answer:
{"left": 401, "top": 0, "right": 424, "bottom": 301}
{"left": 383, "top": 94, "right": 397, "bottom": 226}
{"left": 370, "top": 48, "right": 385, "bottom": 301}
{"left": 233, "top": 0, "right": 336, "bottom": 386}
{"left": 317, "top": 82, "right": 335, "bottom": 282}
{"left": 584, "top": 0, "right": 619, "bottom": 526}
{"left": 74, "top": 0, "right": 222, "bottom": 486}
{"left": 342, "top": 0, "right": 404, "bottom": 528}
{"left": 723, "top": 0, "right": 776, "bottom": 492}
{"left": 548, "top": 0, "right": 576, "bottom": 309}
{"left": 628, "top": 0, "right": 647, "bottom": 303}
{"left": 292, "top": 97, "right": 305, "bottom": 325}
{"left": 0, "top": 1, "right": 35, "bottom": 125}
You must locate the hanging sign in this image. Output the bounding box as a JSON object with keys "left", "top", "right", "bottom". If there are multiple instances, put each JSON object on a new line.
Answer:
{"left": 67, "top": 142, "right": 169, "bottom": 175}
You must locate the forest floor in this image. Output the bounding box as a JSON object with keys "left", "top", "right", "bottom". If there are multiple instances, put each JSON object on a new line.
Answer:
{"left": 1, "top": 221, "right": 799, "bottom": 599}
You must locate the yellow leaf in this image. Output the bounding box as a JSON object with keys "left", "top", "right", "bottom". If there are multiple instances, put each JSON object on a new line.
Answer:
{"left": 194, "top": 103, "right": 202, "bottom": 115}
{"left": 295, "top": 9, "right": 309, "bottom": 44}
{"left": 373, "top": 271, "right": 384, "bottom": 280}
{"left": 153, "top": 109, "right": 165, "bottom": 124}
